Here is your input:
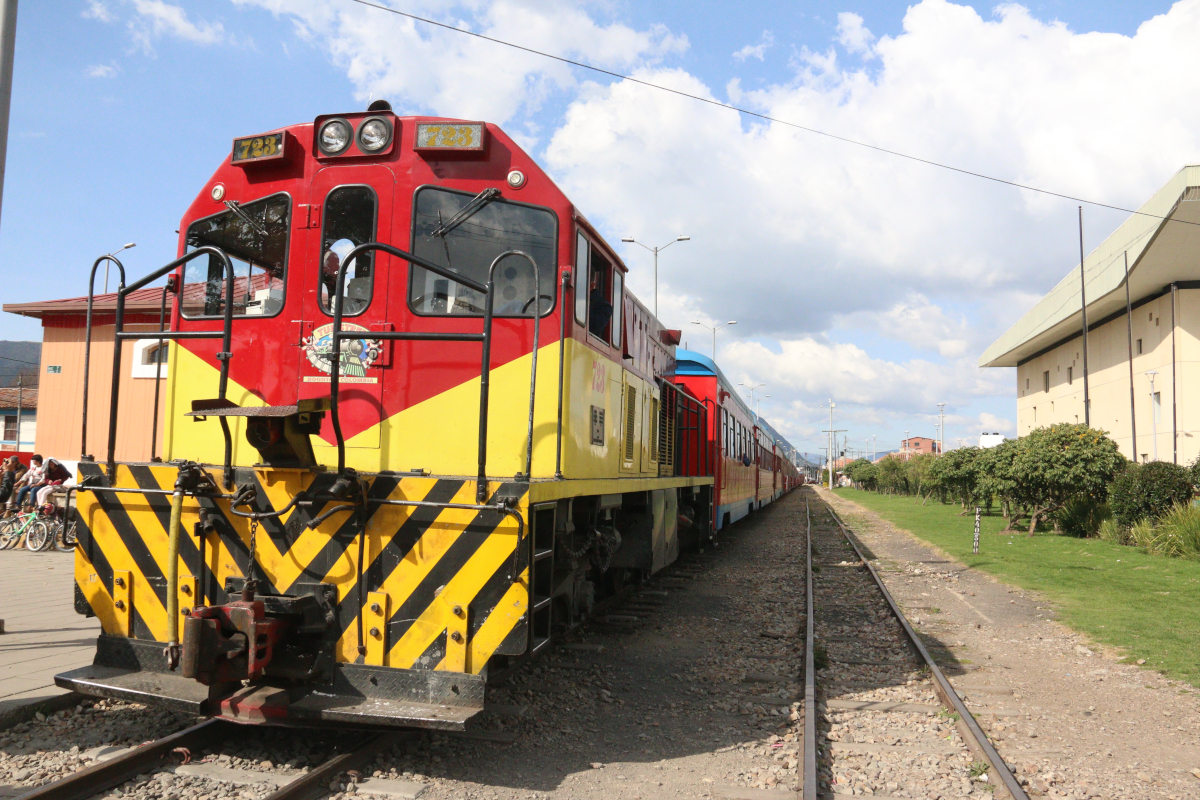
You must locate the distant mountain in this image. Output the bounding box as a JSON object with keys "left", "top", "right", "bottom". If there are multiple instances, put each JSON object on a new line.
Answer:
{"left": 0, "top": 341, "right": 41, "bottom": 387}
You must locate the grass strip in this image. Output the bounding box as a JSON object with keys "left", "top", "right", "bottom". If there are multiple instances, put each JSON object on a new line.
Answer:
{"left": 833, "top": 487, "right": 1200, "bottom": 687}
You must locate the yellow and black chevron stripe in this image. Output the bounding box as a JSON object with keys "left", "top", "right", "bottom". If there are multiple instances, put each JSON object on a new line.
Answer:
{"left": 74, "top": 462, "right": 529, "bottom": 675}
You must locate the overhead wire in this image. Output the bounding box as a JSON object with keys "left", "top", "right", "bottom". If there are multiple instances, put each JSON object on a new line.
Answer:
{"left": 346, "top": 0, "right": 1200, "bottom": 229}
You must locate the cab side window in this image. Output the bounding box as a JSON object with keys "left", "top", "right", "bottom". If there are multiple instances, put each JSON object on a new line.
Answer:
{"left": 319, "top": 185, "right": 377, "bottom": 316}
{"left": 588, "top": 249, "right": 614, "bottom": 341}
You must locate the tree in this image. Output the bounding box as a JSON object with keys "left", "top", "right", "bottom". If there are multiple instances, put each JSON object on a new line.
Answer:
{"left": 875, "top": 456, "right": 908, "bottom": 495}
{"left": 977, "top": 439, "right": 1020, "bottom": 525}
{"left": 905, "top": 453, "right": 940, "bottom": 503}
{"left": 845, "top": 458, "right": 877, "bottom": 490}
{"left": 1009, "top": 424, "right": 1125, "bottom": 535}
{"left": 933, "top": 447, "right": 981, "bottom": 513}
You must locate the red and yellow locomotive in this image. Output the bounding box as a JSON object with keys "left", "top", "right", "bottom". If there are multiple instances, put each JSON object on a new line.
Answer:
{"left": 59, "top": 101, "right": 797, "bottom": 728}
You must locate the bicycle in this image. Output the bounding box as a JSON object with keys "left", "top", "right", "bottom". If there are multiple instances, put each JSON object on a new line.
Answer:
{"left": 47, "top": 509, "right": 78, "bottom": 552}
{"left": 0, "top": 509, "right": 50, "bottom": 551}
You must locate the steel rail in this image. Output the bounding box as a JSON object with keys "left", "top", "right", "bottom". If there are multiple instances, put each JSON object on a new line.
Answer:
{"left": 819, "top": 495, "right": 1029, "bottom": 800}
{"left": 259, "top": 732, "right": 403, "bottom": 800}
{"left": 16, "top": 718, "right": 233, "bottom": 800}
{"left": 802, "top": 495, "right": 817, "bottom": 800}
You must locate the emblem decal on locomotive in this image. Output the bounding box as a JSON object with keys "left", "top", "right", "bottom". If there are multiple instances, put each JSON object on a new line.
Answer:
{"left": 302, "top": 322, "right": 382, "bottom": 382}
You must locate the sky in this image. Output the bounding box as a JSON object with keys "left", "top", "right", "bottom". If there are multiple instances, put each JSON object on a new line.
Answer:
{"left": 0, "top": 0, "right": 1194, "bottom": 460}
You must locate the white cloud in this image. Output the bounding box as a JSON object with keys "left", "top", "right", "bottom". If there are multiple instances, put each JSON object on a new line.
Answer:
{"left": 82, "top": 0, "right": 114, "bottom": 22}
{"left": 836, "top": 12, "right": 875, "bottom": 55}
{"left": 241, "top": 0, "right": 1200, "bottom": 444}
{"left": 234, "top": 0, "right": 688, "bottom": 126}
{"left": 130, "top": 0, "right": 227, "bottom": 53}
{"left": 733, "top": 30, "right": 774, "bottom": 61}
{"left": 978, "top": 411, "right": 1014, "bottom": 435}
{"left": 85, "top": 62, "right": 119, "bottom": 78}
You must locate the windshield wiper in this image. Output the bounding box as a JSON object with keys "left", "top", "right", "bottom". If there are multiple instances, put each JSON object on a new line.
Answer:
{"left": 431, "top": 188, "right": 501, "bottom": 238}
{"left": 224, "top": 200, "right": 268, "bottom": 238}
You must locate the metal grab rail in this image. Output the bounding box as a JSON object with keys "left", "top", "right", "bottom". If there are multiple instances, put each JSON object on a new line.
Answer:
{"left": 84, "top": 246, "right": 238, "bottom": 487}
{"left": 81, "top": 255, "right": 126, "bottom": 460}
{"left": 326, "top": 242, "right": 542, "bottom": 503}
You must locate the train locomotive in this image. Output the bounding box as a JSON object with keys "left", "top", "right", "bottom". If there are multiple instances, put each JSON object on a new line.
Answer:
{"left": 57, "top": 101, "right": 800, "bottom": 729}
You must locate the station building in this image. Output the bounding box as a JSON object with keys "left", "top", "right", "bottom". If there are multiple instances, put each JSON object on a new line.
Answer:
{"left": 980, "top": 165, "right": 1200, "bottom": 464}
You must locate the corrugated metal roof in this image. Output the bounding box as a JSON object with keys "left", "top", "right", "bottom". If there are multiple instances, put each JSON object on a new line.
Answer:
{"left": 980, "top": 164, "right": 1200, "bottom": 368}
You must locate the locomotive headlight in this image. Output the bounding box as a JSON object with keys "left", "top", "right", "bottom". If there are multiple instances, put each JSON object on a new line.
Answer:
{"left": 318, "top": 119, "right": 352, "bottom": 155}
{"left": 357, "top": 117, "right": 392, "bottom": 152}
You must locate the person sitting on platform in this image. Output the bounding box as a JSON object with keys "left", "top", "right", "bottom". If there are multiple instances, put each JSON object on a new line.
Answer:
{"left": 0, "top": 457, "right": 18, "bottom": 512}
{"left": 12, "top": 454, "right": 43, "bottom": 512}
{"left": 35, "top": 458, "right": 71, "bottom": 511}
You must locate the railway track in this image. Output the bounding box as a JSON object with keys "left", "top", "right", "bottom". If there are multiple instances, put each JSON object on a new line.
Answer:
{"left": 11, "top": 719, "right": 410, "bottom": 800}
{"left": 803, "top": 489, "right": 1028, "bottom": 800}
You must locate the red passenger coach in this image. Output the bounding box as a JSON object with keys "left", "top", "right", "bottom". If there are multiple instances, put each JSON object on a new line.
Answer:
{"left": 673, "top": 350, "right": 799, "bottom": 531}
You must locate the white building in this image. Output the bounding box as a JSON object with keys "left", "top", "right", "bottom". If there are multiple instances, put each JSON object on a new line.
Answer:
{"left": 981, "top": 165, "right": 1200, "bottom": 464}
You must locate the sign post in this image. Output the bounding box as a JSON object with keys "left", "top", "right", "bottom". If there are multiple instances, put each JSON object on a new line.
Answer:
{"left": 973, "top": 507, "right": 981, "bottom": 555}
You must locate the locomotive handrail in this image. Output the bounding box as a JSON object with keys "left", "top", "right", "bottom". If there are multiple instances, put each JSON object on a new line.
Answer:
{"left": 327, "top": 242, "right": 543, "bottom": 503}
{"left": 92, "top": 247, "right": 237, "bottom": 488}
{"left": 554, "top": 270, "right": 570, "bottom": 479}
{"left": 81, "top": 255, "right": 127, "bottom": 461}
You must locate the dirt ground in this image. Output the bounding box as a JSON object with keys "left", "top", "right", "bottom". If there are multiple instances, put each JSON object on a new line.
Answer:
{"left": 821, "top": 487, "right": 1200, "bottom": 800}
{"left": 404, "top": 490, "right": 810, "bottom": 800}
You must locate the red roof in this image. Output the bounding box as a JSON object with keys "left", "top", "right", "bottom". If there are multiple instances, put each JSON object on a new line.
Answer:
{"left": 3, "top": 275, "right": 274, "bottom": 320}
{"left": 0, "top": 388, "right": 37, "bottom": 408}
{"left": 3, "top": 287, "right": 168, "bottom": 319}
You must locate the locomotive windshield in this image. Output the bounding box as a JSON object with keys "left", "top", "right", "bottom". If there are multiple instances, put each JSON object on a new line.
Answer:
{"left": 410, "top": 187, "right": 556, "bottom": 317}
{"left": 182, "top": 194, "right": 290, "bottom": 318}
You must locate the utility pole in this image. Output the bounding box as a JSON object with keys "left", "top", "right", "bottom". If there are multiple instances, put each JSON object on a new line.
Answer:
{"left": 1147, "top": 370, "right": 1159, "bottom": 462}
{"left": 1124, "top": 251, "right": 1137, "bottom": 459}
{"left": 14, "top": 372, "right": 20, "bottom": 448}
{"left": 829, "top": 401, "right": 834, "bottom": 489}
{"left": 1079, "top": 207, "right": 1091, "bottom": 426}
{"left": 0, "top": 0, "right": 17, "bottom": 231}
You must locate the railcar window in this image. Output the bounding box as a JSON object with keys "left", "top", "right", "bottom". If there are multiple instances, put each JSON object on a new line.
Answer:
{"left": 318, "top": 185, "right": 377, "bottom": 317}
{"left": 410, "top": 187, "right": 556, "bottom": 317}
{"left": 612, "top": 271, "right": 623, "bottom": 349}
{"left": 182, "top": 194, "right": 289, "bottom": 318}
{"left": 575, "top": 232, "right": 589, "bottom": 326}
{"left": 588, "top": 249, "right": 613, "bottom": 341}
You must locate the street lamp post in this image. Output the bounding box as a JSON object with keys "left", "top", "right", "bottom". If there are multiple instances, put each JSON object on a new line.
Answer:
{"left": 1147, "top": 369, "right": 1159, "bottom": 462}
{"left": 104, "top": 242, "right": 136, "bottom": 293}
{"left": 740, "top": 382, "right": 766, "bottom": 421}
{"left": 690, "top": 320, "right": 736, "bottom": 359}
{"left": 904, "top": 430, "right": 910, "bottom": 461}
{"left": 621, "top": 235, "right": 689, "bottom": 318}
{"left": 872, "top": 435, "right": 877, "bottom": 461}
{"left": 937, "top": 402, "right": 945, "bottom": 454}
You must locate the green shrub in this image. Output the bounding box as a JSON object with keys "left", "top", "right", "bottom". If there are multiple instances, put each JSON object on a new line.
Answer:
{"left": 1151, "top": 503, "right": 1200, "bottom": 558}
{"left": 1108, "top": 461, "right": 1194, "bottom": 528}
{"left": 1056, "top": 496, "right": 1111, "bottom": 537}
{"left": 1097, "top": 518, "right": 1126, "bottom": 545}
{"left": 1129, "top": 518, "right": 1157, "bottom": 551}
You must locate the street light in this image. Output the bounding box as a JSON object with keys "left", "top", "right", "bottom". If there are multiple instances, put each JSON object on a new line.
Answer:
{"left": 691, "top": 320, "right": 736, "bottom": 359}
{"left": 904, "top": 430, "right": 910, "bottom": 461}
{"left": 621, "top": 235, "right": 689, "bottom": 318}
{"left": 937, "top": 402, "right": 946, "bottom": 455}
{"left": 1146, "top": 369, "right": 1159, "bottom": 462}
{"left": 104, "top": 242, "right": 136, "bottom": 293}
{"left": 872, "top": 434, "right": 877, "bottom": 461}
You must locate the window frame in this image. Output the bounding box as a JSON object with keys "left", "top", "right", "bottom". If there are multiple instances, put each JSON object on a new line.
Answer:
{"left": 180, "top": 191, "right": 292, "bottom": 321}
{"left": 317, "top": 183, "right": 379, "bottom": 319}
{"left": 406, "top": 185, "right": 559, "bottom": 319}
{"left": 611, "top": 270, "right": 624, "bottom": 350}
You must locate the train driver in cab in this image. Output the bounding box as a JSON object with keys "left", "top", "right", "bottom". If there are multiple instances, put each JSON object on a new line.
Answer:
{"left": 589, "top": 269, "right": 612, "bottom": 338}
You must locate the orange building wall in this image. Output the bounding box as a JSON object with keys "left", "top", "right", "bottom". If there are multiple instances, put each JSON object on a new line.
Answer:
{"left": 36, "top": 318, "right": 167, "bottom": 462}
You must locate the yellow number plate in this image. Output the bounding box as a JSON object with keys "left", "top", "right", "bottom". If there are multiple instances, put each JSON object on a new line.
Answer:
{"left": 232, "top": 132, "right": 286, "bottom": 164}
{"left": 415, "top": 123, "right": 485, "bottom": 151}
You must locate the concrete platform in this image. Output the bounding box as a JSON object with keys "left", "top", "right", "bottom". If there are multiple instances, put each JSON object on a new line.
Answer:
{"left": 0, "top": 549, "right": 97, "bottom": 725}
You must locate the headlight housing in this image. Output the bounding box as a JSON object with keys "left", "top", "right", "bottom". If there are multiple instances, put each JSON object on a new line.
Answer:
{"left": 357, "top": 117, "right": 393, "bottom": 152}
{"left": 318, "top": 119, "right": 352, "bottom": 155}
